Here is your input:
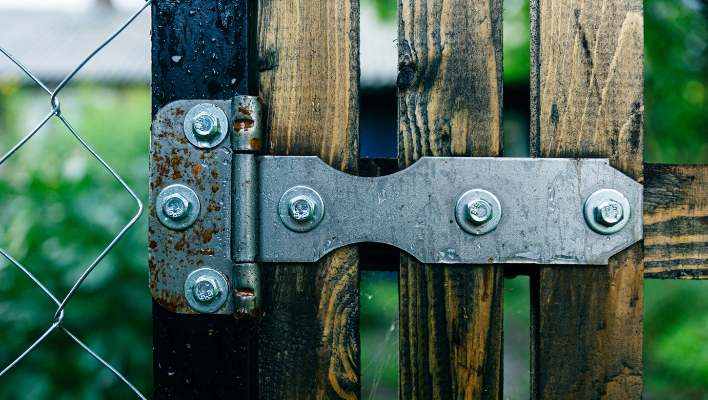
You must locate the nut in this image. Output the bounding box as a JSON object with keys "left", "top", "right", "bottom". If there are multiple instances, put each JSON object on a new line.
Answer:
{"left": 192, "top": 111, "right": 220, "bottom": 139}
{"left": 162, "top": 193, "right": 190, "bottom": 220}
{"left": 466, "top": 199, "right": 493, "bottom": 225}
{"left": 289, "top": 195, "right": 316, "bottom": 222}
{"left": 594, "top": 200, "right": 623, "bottom": 227}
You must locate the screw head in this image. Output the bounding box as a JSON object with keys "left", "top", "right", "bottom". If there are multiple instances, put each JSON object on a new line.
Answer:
{"left": 184, "top": 268, "right": 229, "bottom": 313}
{"left": 278, "top": 186, "right": 325, "bottom": 232}
{"left": 192, "top": 276, "right": 220, "bottom": 303}
{"left": 583, "top": 189, "right": 631, "bottom": 235}
{"left": 192, "top": 111, "right": 220, "bottom": 139}
{"left": 289, "top": 195, "right": 316, "bottom": 222}
{"left": 162, "top": 193, "right": 190, "bottom": 220}
{"left": 594, "top": 200, "right": 624, "bottom": 227}
{"left": 455, "top": 189, "right": 502, "bottom": 235}
{"left": 156, "top": 184, "right": 201, "bottom": 231}
{"left": 466, "top": 199, "right": 493, "bottom": 225}
{"left": 183, "top": 103, "right": 229, "bottom": 149}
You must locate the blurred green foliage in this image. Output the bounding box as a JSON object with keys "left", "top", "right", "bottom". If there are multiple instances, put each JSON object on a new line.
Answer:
{"left": 360, "top": 271, "right": 399, "bottom": 400}
{"left": 0, "top": 85, "right": 152, "bottom": 399}
{"left": 645, "top": 0, "right": 707, "bottom": 163}
{"left": 0, "top": 0, "right": 705, "bottom": 399}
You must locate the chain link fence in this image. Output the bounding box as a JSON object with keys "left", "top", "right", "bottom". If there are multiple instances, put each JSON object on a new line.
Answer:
{"left": 0, "top": 1, "right": 151, "bottom": 398}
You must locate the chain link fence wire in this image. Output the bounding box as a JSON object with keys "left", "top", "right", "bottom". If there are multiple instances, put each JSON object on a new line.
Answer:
{"left": 0, "top": 1, "right": 151, "bottom": 398}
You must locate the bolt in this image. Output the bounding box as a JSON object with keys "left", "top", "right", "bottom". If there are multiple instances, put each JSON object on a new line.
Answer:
{"left": 289, "top": 195, "right": 316, "bottom": 222}
{"left": 184, "top": 268, "right": 228, "bottom": 313}
{"left": 192, "top": 111, "right": 220, "bottom": 139}
{"left": 192, "top": 276, "right": 221, "bottom": 303}
{"left": 162, "top": 193, "right": 190, "bottom": 220}
{"left": 466, "top": 198, "right": 493, "bottom": 225}
{"left": 594, "top": 200, "right": 624, "bottom": 227}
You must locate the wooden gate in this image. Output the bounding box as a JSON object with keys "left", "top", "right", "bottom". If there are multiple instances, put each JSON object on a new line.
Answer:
{"left": 150, "top": 0, "right": 706, "bottom": 398}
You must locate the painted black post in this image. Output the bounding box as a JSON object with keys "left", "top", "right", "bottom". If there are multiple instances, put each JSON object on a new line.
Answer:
{"left": 151, "top": 1, "right": 256, "bottom": 398}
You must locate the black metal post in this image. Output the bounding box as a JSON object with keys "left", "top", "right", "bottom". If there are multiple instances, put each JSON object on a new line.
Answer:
{"left": 151, "top": 1, "right": 256, "bottom": 398}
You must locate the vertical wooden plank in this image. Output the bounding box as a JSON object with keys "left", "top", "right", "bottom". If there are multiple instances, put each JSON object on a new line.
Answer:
{"left": 151, "top": 1, "right": 257, "bottom": 398}
{"left": 397, "top": 1, "right": 504, "bottom": 399}
{"left": 529, "top": 1, "right": 644, "bottom": 398}
{"left": 257, "top": 1, "right": 361, "bottom": 399}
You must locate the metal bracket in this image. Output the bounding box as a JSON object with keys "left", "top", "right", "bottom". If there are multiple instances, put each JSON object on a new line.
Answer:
{"left": 149, "top": 98, "right": 644, "bottom": 315}
{"left": 259, "top": 157, "right": 642, "bottom": 264}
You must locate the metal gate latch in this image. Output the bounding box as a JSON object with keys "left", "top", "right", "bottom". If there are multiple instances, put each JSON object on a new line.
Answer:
{"left": 149, "top": 97, "right": 643, "bottom": 316}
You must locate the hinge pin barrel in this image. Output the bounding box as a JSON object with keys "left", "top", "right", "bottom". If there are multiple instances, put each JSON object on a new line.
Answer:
{"left": 231, "top": 95, "right": 263, "bottom": 318}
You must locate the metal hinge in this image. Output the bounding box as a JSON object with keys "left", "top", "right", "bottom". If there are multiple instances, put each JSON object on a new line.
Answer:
{"left": 149, "top": 97, "right": 643, "bottom": 316}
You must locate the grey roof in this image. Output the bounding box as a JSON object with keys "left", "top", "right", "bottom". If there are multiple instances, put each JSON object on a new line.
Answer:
{"left": 0, "top": 6, "right": 397, "bottom": 87}
{"left": 0, "top": 9, "right": 151, "bottom": 84}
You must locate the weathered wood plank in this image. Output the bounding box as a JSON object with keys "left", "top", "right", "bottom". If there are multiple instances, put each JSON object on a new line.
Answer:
{"left": 644, "top": 164, "right": 708, "bottom": 279}
{"left": 529, "top": 1, "right": 644, "bottom": 398}
{"left": 257, "top": 1, "right": 361, "bottom": 398}
{"left": 397, "top": 0, "right": 504, "bottom": 398}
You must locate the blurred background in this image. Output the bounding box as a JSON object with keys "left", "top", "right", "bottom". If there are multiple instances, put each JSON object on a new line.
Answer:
{"left": 0, "top": 0, "right": 705, "bottom": 399}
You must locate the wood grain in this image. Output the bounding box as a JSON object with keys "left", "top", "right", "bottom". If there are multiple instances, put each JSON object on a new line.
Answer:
{"left": 530, "top": 1, "right": 644, "bottom": 399}
{"left": 397, "top": 1, "right": 504, "bottom": 398}
{"left": 257, "top": 1, "right": 360, "bottom": 399}
{"left": 644, "top": 164, "right": 708, "bottom": 279}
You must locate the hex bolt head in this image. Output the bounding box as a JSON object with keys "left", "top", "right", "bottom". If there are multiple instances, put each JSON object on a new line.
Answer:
{"left": 455, "top": 189, "right": 502, "bottom": 235}
{"left": 583, "top": 189, "right": 631, "bottom": 235}
{"left": 278, "top": 186, "right": 325, "bottom": 232}
{"left": 594, "top": 200, "right": 624, "bottom": 227}
{"left": 289, "top": 195, "right": 316, "bottom": 222}
{"left": 192, "top": 276, "right": 220, "bottom": 303}
{"left": 162, "top": 193, "right": 190, "bottom": 220}
{"left": 192, "top": 111, "right": 220, "bottom": 139}
{"left": 183, "top": 103, "right": 229, "bottom": 149}
{"left": 466, "top": 198, "right": 493, "bottom": 225}
{"left": 156, "top": 184, "right": 201, "bottom": 231}
{"left": 184, "top": 268, "right": 229, "bottom": 313}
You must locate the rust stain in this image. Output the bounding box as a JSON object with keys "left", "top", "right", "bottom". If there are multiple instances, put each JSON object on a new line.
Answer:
{"left": 200, "top": 248, "right": 215, "bottom": 256}
{"left": 248, "top": 137, "right": 263, "bottom": 152}
{"left": 154, "top": 291, "right": 190, "bottom": 312}
{"left": 174, "top": 237, "right": 187, "bottom": 251}
{"left": 211, "top": 169, "right": 218, "bottom": 178}
{"left": 202, "top": 230, "right": 214, "bottom": 243}
{"left": 207, "top": 202, "right": 221, "bottom": 212}
{"left": 211, "top": 183, "right": 220, "bottom": 193}
{"left": 169, "top": 152, "right": 185, "bottom": 179}
{"left": 193, "top": 164, "right": 202, "bottom": 175}
{"left": 238, "top": 106, "right": 252, "bottom": 116}
{"left": 149, "top": 240, "right": 158, "bottom": 249}
{"left": 234, "top": 119, "right": 255, "bottom": 131}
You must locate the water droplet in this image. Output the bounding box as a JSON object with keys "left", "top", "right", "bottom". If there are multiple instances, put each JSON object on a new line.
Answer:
{"left": 171, "top": 55, "right": 183, "bottom": 63}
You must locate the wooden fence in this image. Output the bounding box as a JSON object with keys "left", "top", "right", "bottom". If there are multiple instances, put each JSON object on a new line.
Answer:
{"left": 151, "top": 0, "right": 706, "bottom": 398}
